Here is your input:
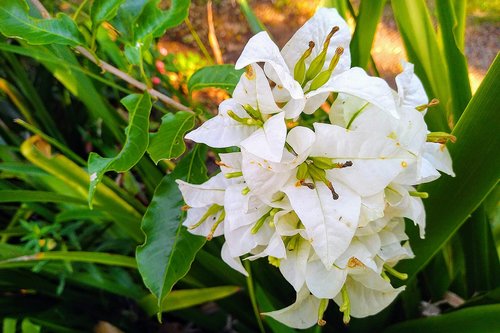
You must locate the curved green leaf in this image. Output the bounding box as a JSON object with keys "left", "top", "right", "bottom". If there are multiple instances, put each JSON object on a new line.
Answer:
{"left": 384, "top": 304, "right": 500, "bottom": 333}
{"left": 0, "top": 251, "right": 137, "bottom": 269}
{"left": 135, "top": 0, "right": 190, "bottom": 42}
{"left": 0, "top": 190, "right": 86, "bottom": 205}
{"left": 0, "top": 0, "right": 85, "bottom": 46}
{"left": 436, "top": 0, "right": 471, "bottom": 122}
{"left": 188, "top": 65, "right": 244, "bottom": 94}
{"left": 350, "top": 0, "right": 386, "bottom": 69}
{"left": 88, "top": 93, "right": 152, "bottom": 206}
{"left": 396, "top": 55, "right": 500, "bottom": 280}
{"left": 91, "top": 0, "right": 126, "bottom": 27}
{"left": 147, "top": 112, "right": 195, "bottom": 164}
{"left": 139, "top": 286, "right": 241, "bottom": 316}
{"left": 136, "top": 145, "right": 207, "bottom": 314}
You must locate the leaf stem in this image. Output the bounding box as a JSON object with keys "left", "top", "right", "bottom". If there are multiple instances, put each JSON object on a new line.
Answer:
{"left": 243, "top": 260, "right": 266, "bottom": 333}
{"left": 28, "top": 0, "right": 195, "bottom": 115}
{"left": 184, "top": 18, "right": 214, "bottom": 64}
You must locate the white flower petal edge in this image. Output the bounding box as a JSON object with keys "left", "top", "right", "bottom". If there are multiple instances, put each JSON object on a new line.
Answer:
{"left": 281, "top": 7, "right": 351, "bottom": 75}
{"left": 334, "top": 269, "right": 405, "bottom": 318}
{"left": 185, "top": 99, "right": 257, "bottom": 147}
{"left": 240, "top": 112, "right": 287, "bottom": 163}
{"left": 314, "top": 67, "right": 399, "bottom": 119}
{"left": 263, "top": 286, "right": 323, "bottom": 329}
{"left": 395, "top": 61, "right": 428, "bottom": 110}
{"left": 235, "top": 31, "right": 304, "bottom": 100}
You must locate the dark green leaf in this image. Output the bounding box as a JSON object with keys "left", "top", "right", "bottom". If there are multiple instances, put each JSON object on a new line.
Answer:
{"left": 435, "top": 0, "right": 471, "bottom": 122}
{"left": 188, "top": 65, "right": 244, "bottom": 94}
{"left": 21, "top": 319, "right": 40, "bottom": 333}
{"left": 384, "top": 304, "right": 500, "bottom": 333}
{"left": 0, "top": 0, "right": 85, "bottom": 46}
{"left": 147, "top": 112, "right": 195, "bottom": 164}
{"left": 135, "top": 0, "right": 190, "bottom": 42}
{"left": 91, "top": 0, "right": 126, "bottom": 27}
{"left": 136, "top": 145, "right": 208, "bottom": 314}
{"left": 0, "top": 190, "right": 86, "bottom": 205}
{"left": 88, "top": 93, "right": 152, "bottom": 206}
{"left": 396, "top": 55, "right": 500, "bottom": 280}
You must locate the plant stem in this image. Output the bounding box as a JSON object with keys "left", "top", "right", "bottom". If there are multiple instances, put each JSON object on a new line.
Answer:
{"left": 243, "top": 260, "right": 266, "bottom": 333}
{"left": 29, "top": 0, "right": 195, "bottom": 114}
{"left": 184, "top": 18, "right": 214, "bottom": 64}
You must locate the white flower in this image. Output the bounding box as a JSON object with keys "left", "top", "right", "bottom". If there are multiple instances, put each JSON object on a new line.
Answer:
{"left": 263, "top": 286, "right": 324, "bottom": 329}
{"left": 176, "top": 174, "right": 229, "bottom": 238}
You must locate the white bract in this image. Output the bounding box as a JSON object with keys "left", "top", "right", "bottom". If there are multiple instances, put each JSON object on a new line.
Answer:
{"left": 177, "top": 7, "right": 455, "bottom": 330}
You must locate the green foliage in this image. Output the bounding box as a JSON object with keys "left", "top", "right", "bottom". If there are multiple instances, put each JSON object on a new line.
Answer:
{"left": 0, "top": 0, "right": 497, "bottom": 331}
{"left": 0, "top": 0, "right": 85, "bottom": 46}
{"left": 384, "top": 304, "right": 500, "bottom": 333}
{"left": 91, "top": 0, "right": 126, "bottom": 28}
{"left": 137, "top": 146, "right": 208, "bottom": 315}
{"left": 88, "top": 93, "right": 152, "bottom": 206}
{"left": 147, "top": 112, "right": 195, "bottom": 163}
{"left": 188, "top": 64, "right": 244, "bottom": 94}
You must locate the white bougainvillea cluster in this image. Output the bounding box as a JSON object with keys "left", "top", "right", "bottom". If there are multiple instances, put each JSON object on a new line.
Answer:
{"left": 176, "top": 8, "right": 454, "bottom": 329}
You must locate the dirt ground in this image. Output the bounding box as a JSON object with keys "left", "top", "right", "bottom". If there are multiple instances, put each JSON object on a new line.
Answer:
{"left": 163, "top": 0, "right": 499, "bottom": 93}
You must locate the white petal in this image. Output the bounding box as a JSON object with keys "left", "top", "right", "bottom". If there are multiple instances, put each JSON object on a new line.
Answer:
{"left": 423, "top": 142, "right": 455, "bottom": 177}
{"left": 235, "top": 32, "right": 303, "bottom": 100}
{"left": 247, "top": 232, "right": 286, "bottom": 260}
{"left": 305, "top": 259, "right": 347, "bottom": 298}
{"left": 281, "top": 7, "right": 351, "bottom": 75}
{"left": 233, "top": 63, "right": 282, "bottom": 114}
{"left": 176, "top": 173, "right": 228, "bottom": 207}
{"left": 336, "top": 239, "right": 378, "bottom": 272}
{"left": 221, "top": 242, "right": 248, "bottom": 276}
{"left": 279, "top": 238, "right": 310, "bottom": 291}
{"left": 334, "top": 269, "right": 405, "bottom": 318}
{"left": 185, "top": 99, "right": 257, "bottom": 147}
{"left": 240, "top": 112, "right": 287, "bottom": 162}
{"left": 182, "top": 207, "right": 224, "bottom": 238}
{"left": 396, "top": 61, "right": 428, "bottom": 109}
{"left": 303, "top": 92, "right": 329, "bottom": 115}
{"left": 311, "top": 123, "right": 409, "bottom": 196}
{"left": 282, "top": 97, "right": 306, "bottom": 119}
{"left": 218, "top": 152, "right": 242, "bottom": 175}
{"left": 286, "top": 126, "right": 316, "bottom": 160}
{"left": 313, "top": 67, "right": 398, "bottom": 119}
{"left": 283, "top": 180, "right": 360, "bottom": 267}
{"left": 263, "top": 287, "right": 322, "bottom": 329}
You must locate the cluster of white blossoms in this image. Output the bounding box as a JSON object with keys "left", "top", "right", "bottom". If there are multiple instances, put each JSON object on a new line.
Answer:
{"left": 176, "top": 8, "right": 454, "bottom": 329}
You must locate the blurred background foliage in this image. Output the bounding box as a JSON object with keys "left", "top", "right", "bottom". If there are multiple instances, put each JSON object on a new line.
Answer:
{"left": 0, "top": 0, "right": 498, "bottom": 332}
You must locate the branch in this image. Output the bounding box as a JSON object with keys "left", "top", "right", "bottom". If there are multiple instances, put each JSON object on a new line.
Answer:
{"left": 29, "top": 0, "right": 194, "bottom": 114}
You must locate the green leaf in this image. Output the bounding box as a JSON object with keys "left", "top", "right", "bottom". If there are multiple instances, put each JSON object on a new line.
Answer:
{"left": 147, "top": 112, "right": 195, "bottom": 164}
{"left": 136, "top": 145, "right": 208, "bottom": 314}
{"left": 138, "top": 286, "right": 241, "bottom": 316}
{"left": 384, "top": 304, "right": 500, "bottom": 333}
{"left": 91, "top": 0, "right": 126, "bottom": 27}
{"left": 392, "top": 0, "right": 451, "bottom": 131}
{"left": 396, "top": 55, "right": 500, "bottom": 280}
{"left": 134, "top": 0, "right": 190, "bottom": 42}
{"left": 435, "top": 0, "right": 471, "bottom": 122}
{"left": 21, "top": 319, "right": 40, "bottom": 333}
{"left": 0, "top": 0, "right": 85, "bottom": 46}
{"left": 236, "top": 0, "right": 267, "bottom": 34}
{"left": 350, "top": 0, "right": 386, "bottom": 69}
{"left": 188, "top": 65, "right": 244, "bottom": 94}
{"left": 0, "top": 190, "right": 86, "bottom": 205}
{"left": 2, "top": 318, "right": 17, "bottom": 333}
{"left": 88, "top": 93, "right": 152, "bottom": 206}
{"left": 0, "top": 251, "right": 137, "bottom": 269}
{"left": 460, "top": 206, "right": 500, "bottom": 296}
{"left": 20, "top": 136, "right": 143, "bottom": 241}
